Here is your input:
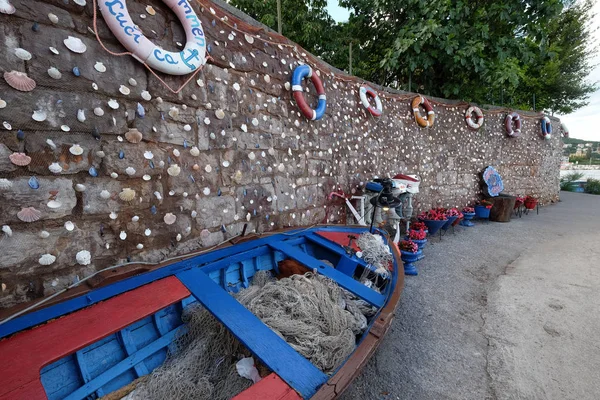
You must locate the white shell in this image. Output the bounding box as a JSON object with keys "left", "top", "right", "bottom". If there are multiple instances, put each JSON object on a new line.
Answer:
{"left": 48, "top": 162, "right": 63, "bottom": 173}
{"left": 163, "top": 213, "right": 177, "bottom": 225}
{"left": 46, "top": 139, "right": 57, "bottom": 149}
{"left": 63, "top": 36, "right": 87, "bottom": 53}
{"left": 190, "top": 146, "right": 200, "bottom": 156}
{"left": 142, "top": 174, "right": 151, "bottom": 181}
{"left": 222, "top": 160, "right": 230, "bottom": 168}
{"left": 94, "top": 107, "right": 104, "bottom": 116}
{"left": 69, "top": 144, "right": 84, "bottom": 155}
{"left": 119, "top": 85, "right": 130, "bottom": 95}
{"left": 144, "top": 228, "right": 151, "bottom": 236}
{"left": 0, "top": 178, "right": 12, "bottom": 190}
{"left": 73, "top": 0, "right": 86, "bottom": 6}
{"left": 64, "top": 221, "right": 75, "bottom": 231}
{"left": 32, "top": 110, "right": 47, "bottom": 122}
{"left": 100, "top": 190, "right": 111, "bottom": 199}
{"left": 183, "top": 124, "right": 191, "bottom": 131}
{"left": 47, "top": 67, "right": 62, "bottom": 79}
{"left": 47, "top": 200, "right": 62, "bottom": 208}
{"left": 109, "top": 212, "right": 117, "bottom": 220}
{"left": 94, "top": 62, "right": 107, "bottom": 72}
{"left": 15, "top": 48, "right": 32, "bottom": 61}
{"left": 49, "top": 46, "right": 59, "bottom": 55}
{"left": 167, "top": 164, "right": 181, "bottom": 176}
{"left": 245, "top": 34, "right": 254, "bottom": 44}
{"left": 48, "top": 13, "right": 59, "bottom": 24}
{"left": 75, "top": 184, "right": 86, "bottom": 192}
{"left": 0, "top": 99, "right": 6, "bottom": 109}
{"left": 131, "top": 215, "right": 139, "bottom": 222}
{"left": 241, "top": 124, "right": 248, "bottom": 132}
{"left": 0, "top": 0, "right": 16, "bottom": 14}
{"left": 141, "top": 90, "right": 151, "bottom": 101}
{"left": 119, "top": 187, "right": 136, "bottom": 201}
{"left": 215, "top": 109, "right": 225, "bottom": 119}
{"left": 2, "top": 225, "right": 12, "bottom": 237}
{"left": 96, "top": 150, "right": 105, "bottom": 158}
{"left": 144, "top": 151, "right": 154, "bottom": 159}
{"left": 39, "top": 230, "right": 50, "bottom": 238}
{"left": 119, "top": 231, "right": 127, "bottom": 240}
{"left": 136, "top": 243, "right": 144, "bottom": 250}
{"left": 61, "top": 125, "right": 70, "bottom": 132}
{"left": 110, "top": 172, "right": 118, "bottom": 179}
{"left": 39, "top": 254, "right": 56, "bottom": 265}
{"left": 168, "top": 107, "right": 180, "bottom": 119}
{"left": 107, "top": 99, "right": 119, "bottom": 109}
{"left": 77, "top": 109, "right": 86, "bottom": 122}
{"left": 76, "top": 250, "right": 91, "bottom": 265}
{"left": 172, "top": 149, "right": 181, "bottom": 157}
{"left": 125, "top": 167, "right": 136, "bottom": 176}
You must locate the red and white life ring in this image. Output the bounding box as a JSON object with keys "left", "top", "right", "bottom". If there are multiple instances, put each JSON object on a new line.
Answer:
{"left": 359, "top": 85, "right": 382, "bottom": 117}
{"left": 412, "top": 96, "right": 435, "bottom": 127}
{"left": 291, "top": 65, "right": 326, "bottom": 120}
{"left": 504, "top": 112, "right": 521, "bottom": 137}
{"left": 99, "top": 0, "right": 207, "bottom": 75}
{"left": 465, "top": 106, "right": 484, "bottom": 130}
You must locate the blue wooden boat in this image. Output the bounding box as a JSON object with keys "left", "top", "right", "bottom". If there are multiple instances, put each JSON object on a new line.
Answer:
{"left": 0, "top": 226, "right": 403, "bottom": 400}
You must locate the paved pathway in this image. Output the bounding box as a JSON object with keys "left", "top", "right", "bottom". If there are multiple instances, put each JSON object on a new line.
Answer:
{"left": 342, "top": 192, "right": 600, "bottom": 400}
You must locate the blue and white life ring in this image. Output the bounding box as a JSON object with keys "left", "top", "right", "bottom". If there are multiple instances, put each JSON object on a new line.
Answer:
{"left": 99, "top": 0, "right": 207, "bottom": 75}
{"left": 291, "top": 65, "right": 326, "bottom": 120}
{"left": 540, "top": 116, "right": 552, "bottom": 140}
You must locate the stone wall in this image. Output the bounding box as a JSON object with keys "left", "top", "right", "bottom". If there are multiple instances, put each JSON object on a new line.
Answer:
{"left": 0, "top": 0, "right": 562, "bottom": 308}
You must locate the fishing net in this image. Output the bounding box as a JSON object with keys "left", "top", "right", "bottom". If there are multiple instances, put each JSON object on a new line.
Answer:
{"left": 126, "top": 270, "right": 374, "bottom": 400}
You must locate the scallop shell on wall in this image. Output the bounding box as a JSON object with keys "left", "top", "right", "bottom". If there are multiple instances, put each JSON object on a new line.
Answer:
{"left": 100, "top": 190, "right": 110, "bottom": 199}
{"left": 119, "top": 188, "right": 136, "bottom": 201}
{"left": 125, "top": 128, "right": 143, "bottom": 143}
{"left": 32, "top": 110, "right": 47, "bottom": 122}
{"left": 63, "top": 36, "right": 87, "bottom": 53}
{"left": 76, "top": 250, "right": 91, "bottom": 265}
{"left": 0, "top": 178, "right": 12, "bottom": 190}
{"left": 48, "top": 162, "right": 63, "bottom": 173}
{"left": 17, "top": 207, "right": 42, "bottom": 222}
{"left": 9, "top": 152, "right": 31, "bottom": 166}
{"left": 47, "top": 67, "right": 62, "bottom": 80}
{"left": 4, "top": 71, "right": 37, "bottom": 92}
{"left": 94, "top": 62, "right": 106, "bottom": 73}
{"left": 163, "top": 213, "right": 177, "bottom": 225}
{"left": 39, "top": 254, "right": 56, "bottom": 265}
{"left": 0, "top": 0, "right": 16, "bottom": 14}
{"left": 167, "top": 164, "right": 181, "bottom": 176}
{"left": 69, "top": 144, "right": 84, "bottom": 155}
{"left": 14, "top": 48, "right": 32, "bottom": 61}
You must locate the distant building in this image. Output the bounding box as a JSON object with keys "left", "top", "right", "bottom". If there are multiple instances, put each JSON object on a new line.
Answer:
{"left": 563, "top": 144, "right": 572, "bottom": 148}
{"left": 585, "top": 143, "right": 593, "bottom": 147}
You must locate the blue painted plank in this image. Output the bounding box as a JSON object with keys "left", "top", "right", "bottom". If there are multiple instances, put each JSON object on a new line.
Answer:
{"left": 176, "top": 268, "right": 328, "bottom": 399}
{"left": 118, "top": 327, "right": 150, "bottom": 378}
{"left": 62, "top": 328, "right": 179, "bottom": 400}
{"left": 268, "top": 242, "right": 385, "bottom": 308}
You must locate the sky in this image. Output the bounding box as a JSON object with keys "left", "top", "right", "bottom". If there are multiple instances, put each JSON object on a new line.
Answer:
{"left": 326, "top": 0, "right": 600, "bottom": 142}
{"left": 558, "top": 0, "right": 600, "bottom": 142}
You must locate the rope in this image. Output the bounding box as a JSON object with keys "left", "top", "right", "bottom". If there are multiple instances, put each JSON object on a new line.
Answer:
{"left": 92, "top": 0, "right": 210, "bottom": 94}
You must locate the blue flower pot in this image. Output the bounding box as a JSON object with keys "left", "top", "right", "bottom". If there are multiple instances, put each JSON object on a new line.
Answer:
{"left": 422, "top": 219, "right": 447, "bottom": 236}
{"left": 442, "top": 216, "right": 459, "bottom": 231}
{"left": 404, "top": 237, "right": 427, "bottom": 260}
{"left": 474, "top": 205, "right": 491, "bottom": 219}
{"left": 460, "top": 212, "right": 476, "bottom": 227}
{"left": 401, "top": 250, "right": 422, "bottom": 276}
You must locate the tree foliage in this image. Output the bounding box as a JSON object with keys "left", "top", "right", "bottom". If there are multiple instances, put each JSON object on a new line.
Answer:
{"left": 228, "top": 0, "right": 597, "bottom": 114}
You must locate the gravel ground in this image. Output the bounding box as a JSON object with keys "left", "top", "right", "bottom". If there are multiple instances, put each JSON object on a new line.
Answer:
{"left": 341, "top": 192, "right": 600, "bottom": 400}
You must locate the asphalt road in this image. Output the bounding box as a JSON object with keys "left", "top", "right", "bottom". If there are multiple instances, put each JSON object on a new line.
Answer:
{"left": 341, "top": 192, "right": 600, "bottom": 400}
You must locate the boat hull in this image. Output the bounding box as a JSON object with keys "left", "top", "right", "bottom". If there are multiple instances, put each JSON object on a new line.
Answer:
{"left": 0, "top": 225, "right": 404, "bottom": 400}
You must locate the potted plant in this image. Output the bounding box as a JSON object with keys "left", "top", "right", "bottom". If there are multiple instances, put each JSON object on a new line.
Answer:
{"left": 410, "top": 221, "right": 428, "bottom": 234}
{"left": 460, "top": 206, "right": 476, "bottom": 227}
{"left": 417, "top": 209, "right": 447, "bottom": 236}
{"left": 443, "top": 208, "right": 463, "bottom": 230}
{"left": 524, "top": 195, "right": 538, "bottom": 210}
{"left": 514, "top": 196, "right": 524, "bottom": 210}
{"left": 474, "top": 200, "right": 493, "bottom": 219}
{"left": 405, "top": 228, "right": 428, "bottom": 254}
{"left": 399, "top": 240, "right": 421, "bottom": 276}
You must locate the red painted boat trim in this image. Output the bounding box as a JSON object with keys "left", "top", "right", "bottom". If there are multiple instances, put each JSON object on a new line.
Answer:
{"left": 315, "top": 230, "right": 362, "bottom": 253}
{"left": 233, "top": 373, "right": 301, "bottom": 400}
{"left": 0, "top": 277, "right": 190, "bottom": 400}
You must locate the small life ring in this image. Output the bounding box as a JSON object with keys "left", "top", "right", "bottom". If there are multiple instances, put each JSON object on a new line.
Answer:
{"left": 465, "top": 106, "right": 484, "bottom": 130}
{"left": 291, "top": 65, "right": 326, "bottom": 120}
{"left": 359, "top": 85, "right": 382, "bottom": 117}
{"left": 561, "top": 122, "right": 569, "bottom": 138}
{"left": 99, "top": 0, "right": 207, "bottom": 75}
{"left": 540, "top": 116, "right": 552, "bottom": 140}
{"left": 504, "top": 112, "right": 521, "bottom": 137}
{"left": 412, "top": 96, "right": 435, "bottom": 127}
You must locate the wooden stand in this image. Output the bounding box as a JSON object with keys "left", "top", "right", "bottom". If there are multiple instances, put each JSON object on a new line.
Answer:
{"left": 488, "top": 195, "right": 517, "bottom": 222}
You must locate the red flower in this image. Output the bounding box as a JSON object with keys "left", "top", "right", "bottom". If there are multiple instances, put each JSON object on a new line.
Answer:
{"left": 399, "top": 240, "right": 418, "bottom": 253}
{"left": 410, "top": 221, "right": 427, "bottom": 231}
{"left": 408, "top": 229, "right": 427, "bottom": 240}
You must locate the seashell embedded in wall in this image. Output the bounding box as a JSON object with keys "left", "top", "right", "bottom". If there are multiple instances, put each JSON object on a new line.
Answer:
{"left": 4, "top": 71, "right": 36, "bottom": 92}
{"left": 9, "top": 152, "right": 32, "bottom": 166}
{"left": 63, "top": 36, "right": 87, "bottom": 53}
{"left": 17, "top": 207, "right": 42, "bottom": 222}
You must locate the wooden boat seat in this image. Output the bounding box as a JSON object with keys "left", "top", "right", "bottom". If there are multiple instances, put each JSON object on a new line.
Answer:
{"left": 0, "top": 277, "right": 190, "bottom": 400}
{"left": 176, "top": 268, "right": 329, "bottom": 399}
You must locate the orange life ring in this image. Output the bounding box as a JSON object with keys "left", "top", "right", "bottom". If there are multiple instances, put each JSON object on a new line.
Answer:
{"left": 412, "top": 96, "right": 435, "bottom": 127}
